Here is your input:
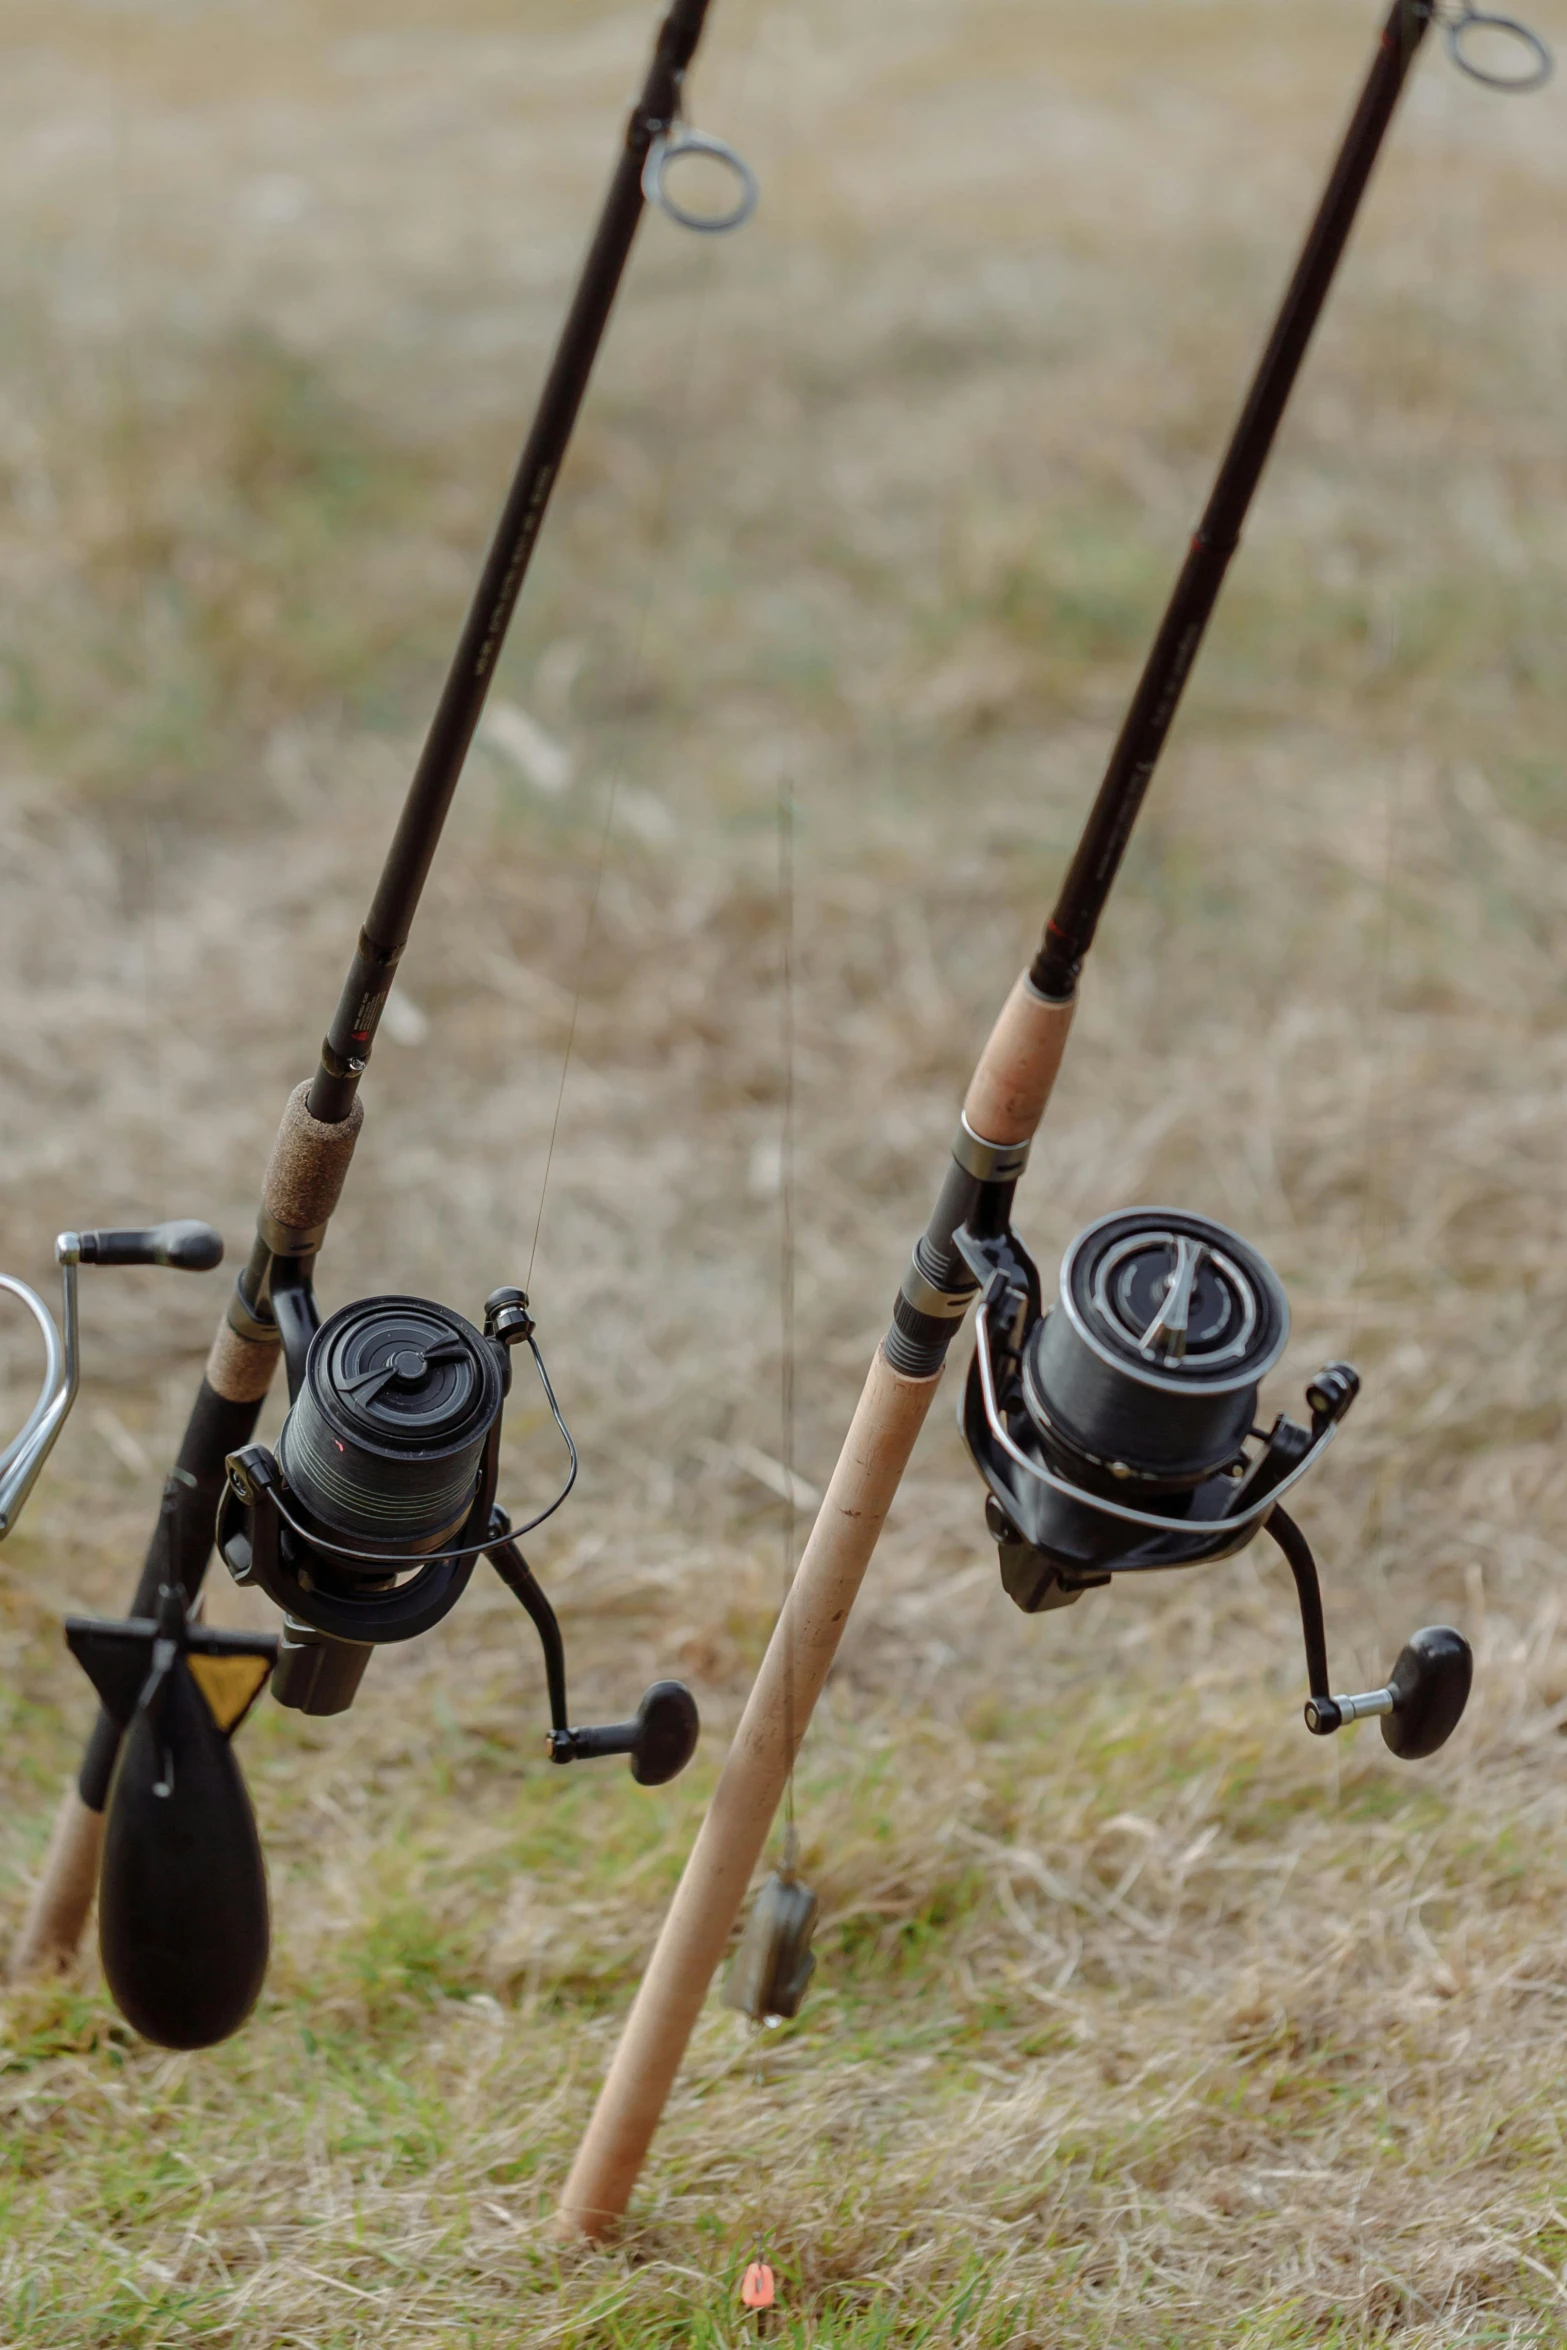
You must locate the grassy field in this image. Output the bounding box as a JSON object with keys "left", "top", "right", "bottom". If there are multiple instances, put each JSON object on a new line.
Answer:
{"left": 1, "top": 0, "right": 1567, "bottom": 2340}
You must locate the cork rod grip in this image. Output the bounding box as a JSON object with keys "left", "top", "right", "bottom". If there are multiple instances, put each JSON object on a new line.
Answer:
{"left": 962, "top": 975, "right": 1075, "bottom": 1148}
{"left": 262, "top": 1082, "right": 365, "bottom": 1236}
{"left": 556, "top": 1348, "right": 940, "bottom": 2239}
{"left": 7, "top": 1787, "right": 104, "bottom": 1980}
{"left": 203, "top": 1083, "right": 365, "bottom": 1404}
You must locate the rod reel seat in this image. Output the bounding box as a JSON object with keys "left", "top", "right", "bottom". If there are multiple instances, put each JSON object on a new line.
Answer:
{"left": 959, "top": 1204, "right": 1470, "bottom": 1760}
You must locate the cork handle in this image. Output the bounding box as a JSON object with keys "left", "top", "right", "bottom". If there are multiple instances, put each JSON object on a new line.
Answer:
{"left": 8, "top": 1787, "right": 104, "bottom": 1980}
{"left": 556, "top": 1348, "right": 940, "bottom": 2239}
{"left": 962, "top": 976, "right": 1075, "bottom": 1147}
{"left": 201, "top": 1083, "right": 365, "bottom": 1404}
{"left": 262, "top": 1081, "right": 365, "bottom": 1235}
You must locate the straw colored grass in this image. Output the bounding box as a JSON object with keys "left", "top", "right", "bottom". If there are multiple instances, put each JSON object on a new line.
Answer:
{"left": 1, "top": 0, "right": 1566, "bottom": 2339}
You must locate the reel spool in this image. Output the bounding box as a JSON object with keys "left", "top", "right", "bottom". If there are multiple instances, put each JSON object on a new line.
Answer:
{"left": 279, "top": 1295, "right": 503, "bottom": 1554}
{"left": 958, "top": 1204, "right": 1471, "bottom": 1759}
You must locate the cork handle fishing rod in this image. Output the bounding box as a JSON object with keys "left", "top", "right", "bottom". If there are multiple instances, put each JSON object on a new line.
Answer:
{"left": 557, "top": 988, "right": 1072, "bottom": 2237}
{"left": 9, "top": 0, "right": 722, "bottom": 1983}
{"left": 556, "top": 0, "right": 1439, "bottom": 2237}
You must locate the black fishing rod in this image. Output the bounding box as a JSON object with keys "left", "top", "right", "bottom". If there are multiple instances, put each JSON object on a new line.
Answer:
{"left": 927, "top": 0, "right": 1553, "bottom": 1677}
{"left": 10, "top": 0, "right": 756, "bottom": 2049}
{"left": 559, "top": 0, "right": 1550, "bottom": 2234}
{"left": 1032, "top": 0, "right": 1549, "bottom": 1000}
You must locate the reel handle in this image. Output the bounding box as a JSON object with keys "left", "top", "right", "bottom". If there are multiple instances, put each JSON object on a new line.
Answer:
{"left": 63, "top": 1221, "right": 224, "bottom": 1272}
{"left": 487, "top": 1530, "right": 699, "bottom": 1786}
{"left": 1271, "top": 1509, "right": 1472, "bottom": 1761}
{"left": 549, "top": 1682, "right": 700, "bottom": 1787}
{"left": 1306, "top": 1626, "right": 1474, "bottom": 1760}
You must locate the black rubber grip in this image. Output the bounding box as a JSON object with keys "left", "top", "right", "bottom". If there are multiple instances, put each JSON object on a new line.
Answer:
{"left": 78, "top": 1221, "right": 224, "bottom": 1272}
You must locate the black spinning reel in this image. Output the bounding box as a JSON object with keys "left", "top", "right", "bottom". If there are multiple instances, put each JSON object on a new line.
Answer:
{"left": 958, "top": 1205, "right": 1471, "bottom": 1759}
{"left": 215, "top": 1276, "right": 699, "bottom": 1783}
{"left": 52, "top": 1250, "right": 697, "bottom": 2051}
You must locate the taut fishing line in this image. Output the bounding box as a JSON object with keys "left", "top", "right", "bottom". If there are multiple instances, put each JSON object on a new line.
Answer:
{"left": 779, "top": 782, "right": 799, "bottom": 1875}
{"left": 525, "top": 0, "right": 772, "bottom": 1301}
{"left": 728, "top": 792, "right": 804, "bottom": 2334}
{"left": 718, "top": 6, "right": 818, "bottom": 2179}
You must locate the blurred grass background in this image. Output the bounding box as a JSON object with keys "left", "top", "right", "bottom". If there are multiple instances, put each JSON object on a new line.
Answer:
{"left": 1, "top": 0, "right": 1566, "bottom": 2341}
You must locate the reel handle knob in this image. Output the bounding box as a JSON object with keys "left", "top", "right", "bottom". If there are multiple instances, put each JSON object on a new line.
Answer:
{"left": 1381, "top": 1624, "right": 1473, "bottom": 1760}
{"left": 64, "top": 1221, "right": 224, "bottom": 1272}
{"left": 1305, "top": 1625, "right": 1474, "bottom": 1759}
{"left": 550, "top": 1680, "right": 700, "bottom": 1785}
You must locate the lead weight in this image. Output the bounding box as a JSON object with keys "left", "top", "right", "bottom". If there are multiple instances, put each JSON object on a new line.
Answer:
{"left": 723, "top": 1870, "right": 819, "bottom": 2023}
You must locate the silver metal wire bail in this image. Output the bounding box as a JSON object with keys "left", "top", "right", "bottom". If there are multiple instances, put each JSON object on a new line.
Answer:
{"left": 1442, "top": 3, "right": 1553, "bottom": 89}
{"left": 642, "top": 126, "right": 759, "bottom": 235}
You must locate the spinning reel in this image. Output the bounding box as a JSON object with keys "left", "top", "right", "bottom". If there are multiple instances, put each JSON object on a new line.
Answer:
{"left": 214, "top": 1274, "right": 699, "bottom": 1783}
{"left": 43, "top": 1242, "right": 696, "bottom": 2049}
{"left": 958, "top": 1203, "right": 1472, "bottom": 1758}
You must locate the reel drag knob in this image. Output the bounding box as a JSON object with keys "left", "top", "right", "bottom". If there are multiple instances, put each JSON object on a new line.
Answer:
{"left": 1381, "top": 1625, "right": 1473, "bottom": 1760}
{"left": 69, "top": 1220, "right": 224, "bottom": 1271}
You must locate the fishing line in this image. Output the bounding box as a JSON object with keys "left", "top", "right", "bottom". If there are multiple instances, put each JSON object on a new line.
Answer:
{"left": 522, "top": 265, "right": 725, "bottom": 1296}
{"left": 777, "top": 780, "right": 799, "bottom": 1870}
{"left": 732, "top": 785, "right": 801, "bottom": 2332}
{"left": 524, "top": 0, "right": 771, "bottom": 1299}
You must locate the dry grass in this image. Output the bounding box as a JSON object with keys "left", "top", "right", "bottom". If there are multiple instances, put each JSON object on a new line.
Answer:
{"left": 1, "top": 0, "right": 1566, "bottom": 2340}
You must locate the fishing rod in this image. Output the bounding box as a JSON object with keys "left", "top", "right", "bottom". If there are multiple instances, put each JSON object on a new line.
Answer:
{"left": 555, "top": 0, "right": 1552, "bottom": 2237}
{"left": 8, "top": 0, "right": 756, "bottom": 2050}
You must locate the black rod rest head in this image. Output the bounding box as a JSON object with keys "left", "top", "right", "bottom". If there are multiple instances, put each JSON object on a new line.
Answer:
{"left": 68, "top": 1220, "right": 224, "bottom": 1272}
{"left": 956, "top": 1202, "right": 1471, "bottom": 1766}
